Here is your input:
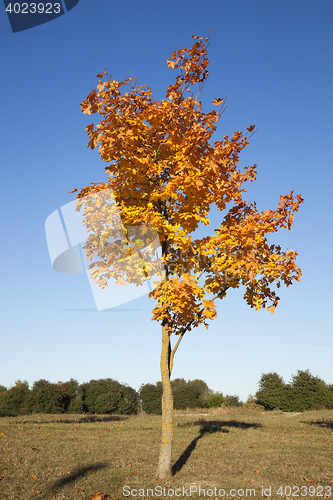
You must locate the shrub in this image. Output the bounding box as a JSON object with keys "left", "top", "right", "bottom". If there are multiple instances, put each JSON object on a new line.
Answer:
{"left": 206, "top": 391, "right": 225, "bottom": 408}
{"left": 288, "top": 369, "right": 332, "bottom": 411}
{"left": 172, "top": 379, "right": 199, "bottom": 410}
{"left": 255, "top": 372, "right": 287, "bottom": 410}
{"left": 55, "top": 379, "right": 82, "bottom": 412}
{"left": 0, "top": 380, "right": 31, "bottom": 414}
{"left": 82, "top": 378, "right": 138, "bottom": 414}
{"left": 28, "top": 379, "right": 70, "bottom": 413}
{"left": 225, "top": 395, "right": 242, "bottom": 407}
{"left": 172, "top": 378, "right": 210, "bottom": 410}
{"left": 117, "top": 386, "right": 139, "bottom": 414}
{"left": 139, "top": 382, "right": 162, "bottom": 415}
{"left": 67, "top": 395, "right": 84, "bottom": 414}
{"left": 140, "top": 378, "right": 210, "bottom": 414}
{"left": 255, "top": 370, "right": 333, "bottom": 412}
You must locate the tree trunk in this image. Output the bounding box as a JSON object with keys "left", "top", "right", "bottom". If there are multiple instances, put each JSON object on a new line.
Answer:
{"left": 157, "top": 325, "right": 173, "bottom": 479}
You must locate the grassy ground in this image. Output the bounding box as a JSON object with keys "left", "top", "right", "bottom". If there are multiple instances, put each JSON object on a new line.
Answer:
{"left": 0, "top": 407, "right": 332, "bottom": 500}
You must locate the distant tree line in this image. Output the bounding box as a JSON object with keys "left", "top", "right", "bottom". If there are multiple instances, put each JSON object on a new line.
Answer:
{"left": 139, "top": 378, "right": 242, "bottom": 414}
{"left": 254, "top": 370, "right": 333, "bottom": 411}
{"left": 1, "top": 370, "right": 331, "bottom": 415}
{"left": 0, "top": 377, "right": 241, "bottom": 415}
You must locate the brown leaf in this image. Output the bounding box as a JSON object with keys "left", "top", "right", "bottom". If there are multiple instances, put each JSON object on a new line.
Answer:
{"left": 303, "top": 477, "right": 314, "bottom": 483}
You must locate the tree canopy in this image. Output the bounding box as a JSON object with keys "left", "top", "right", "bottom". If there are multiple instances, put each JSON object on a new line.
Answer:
{"left": 72, "top": 34, "right": 304, "bottom": 478}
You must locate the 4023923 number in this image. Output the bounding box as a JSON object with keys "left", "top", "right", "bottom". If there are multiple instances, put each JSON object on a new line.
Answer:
{"left": 5, "top": 3, "right": 61, "bottom": 14}
{"left": 277, "top": 485, "right": 332, "bottom": 497}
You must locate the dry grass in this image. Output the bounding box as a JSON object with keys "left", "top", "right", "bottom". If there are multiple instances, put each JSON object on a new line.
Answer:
{"left": 0, "top": 407, "right": 333, "bottom": 500}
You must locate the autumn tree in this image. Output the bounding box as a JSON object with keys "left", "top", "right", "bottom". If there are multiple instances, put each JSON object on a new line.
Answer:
{"left": 72, "top": 35, "right": 303, "bottom": 479}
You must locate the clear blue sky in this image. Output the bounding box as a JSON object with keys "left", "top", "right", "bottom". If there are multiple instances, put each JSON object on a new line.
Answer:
{"left": 1, "top": 0, "right": 332, "bottom": 402}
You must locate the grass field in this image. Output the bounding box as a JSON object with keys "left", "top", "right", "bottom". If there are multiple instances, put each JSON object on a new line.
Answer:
{"left": 1, "top": 407, "right": 333, "bottom": 500}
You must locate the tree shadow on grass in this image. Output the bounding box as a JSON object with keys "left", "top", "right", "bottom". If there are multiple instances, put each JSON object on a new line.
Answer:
{"left": 172, "top": 419, "right": 262, "bottom": 475}
{"left": 47, "top": 462, "right": 108, "bottom": 496}
{"left": 301, "top": 417, "right": 333, "bottom": 429}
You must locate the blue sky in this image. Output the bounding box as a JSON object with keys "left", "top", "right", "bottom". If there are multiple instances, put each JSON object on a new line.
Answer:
{"left": 0, "top": 0, "right": 332, "bottom": 402}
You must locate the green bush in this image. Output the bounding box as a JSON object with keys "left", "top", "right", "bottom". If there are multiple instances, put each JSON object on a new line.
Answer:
{"left": 172, "top": 379, "right": 199, "bottom": 410}
{"left": 139, "top": 382, "right": 162, "bottom": 415}
{"left": 255, "top": 372, "right": 287, "bottom": 410}
{"left": 60, "top": 378, "right": 87, "bottom": 413}
{"left": 288, "top": 370, "right": 332, "bottom": 411}
{"left": 173, "top": 378, "right": 210, "bottom": 410}
{"left": 225, "top": 395, "right": 242, "bottom": 407}
{"left": 255, "top": 370, "right": 333, "bottom": 412}
{"left": 0, "top": 380, "right": 31, "bottom": 414}
{"left": 139, "top": 378, "right": 210, "bottom": 414}
{"left": 67, "top": 395, "right": 84, "bottom": 414}
{"left": 206, "top": 391, "right": 225, "bottom": 408}
{"left": 118, "top": 386, "right": 139, "bottom": 414}
{"left": 82, "top": 378, "right": 138, "bottom": 414}
{"left": 188, "top": 379, "right": 210, "bottom": 408}
{"left": 28, "top": 379, "right": 70, "bottom": 414}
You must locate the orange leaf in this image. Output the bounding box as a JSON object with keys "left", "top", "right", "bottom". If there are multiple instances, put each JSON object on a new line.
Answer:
{"left": 88, "top": 493, "right": 106, "bottom": 500}
{"left": 212, "top": 97, "right": 223, "bottom": 106}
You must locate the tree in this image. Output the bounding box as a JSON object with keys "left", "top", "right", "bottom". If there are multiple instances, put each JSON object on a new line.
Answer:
{"left": 290, "top": 369, "right": 331, "bottom": 411}
{"left": 139, "top": 382, "right": 163, "bottom": 415}
{"left": 206, "top": 391, "right": 225, "bottom": 408}
{"left": 72, "top": 35, "right": 303, "bottom": 478}
{"left": 225, "top": 395, "right": 242, "bottom": 407}
{"left": 0, "top": 380, "right": 30, "bottom": 414}
{"left": 28, "top": 379, "right": 69, "bottom": 414}
{"left": 80, "top": 378, "right": 138, "bottom": 414}
{"left": 255, "top": 372, "right": 287, "bottom": 410}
